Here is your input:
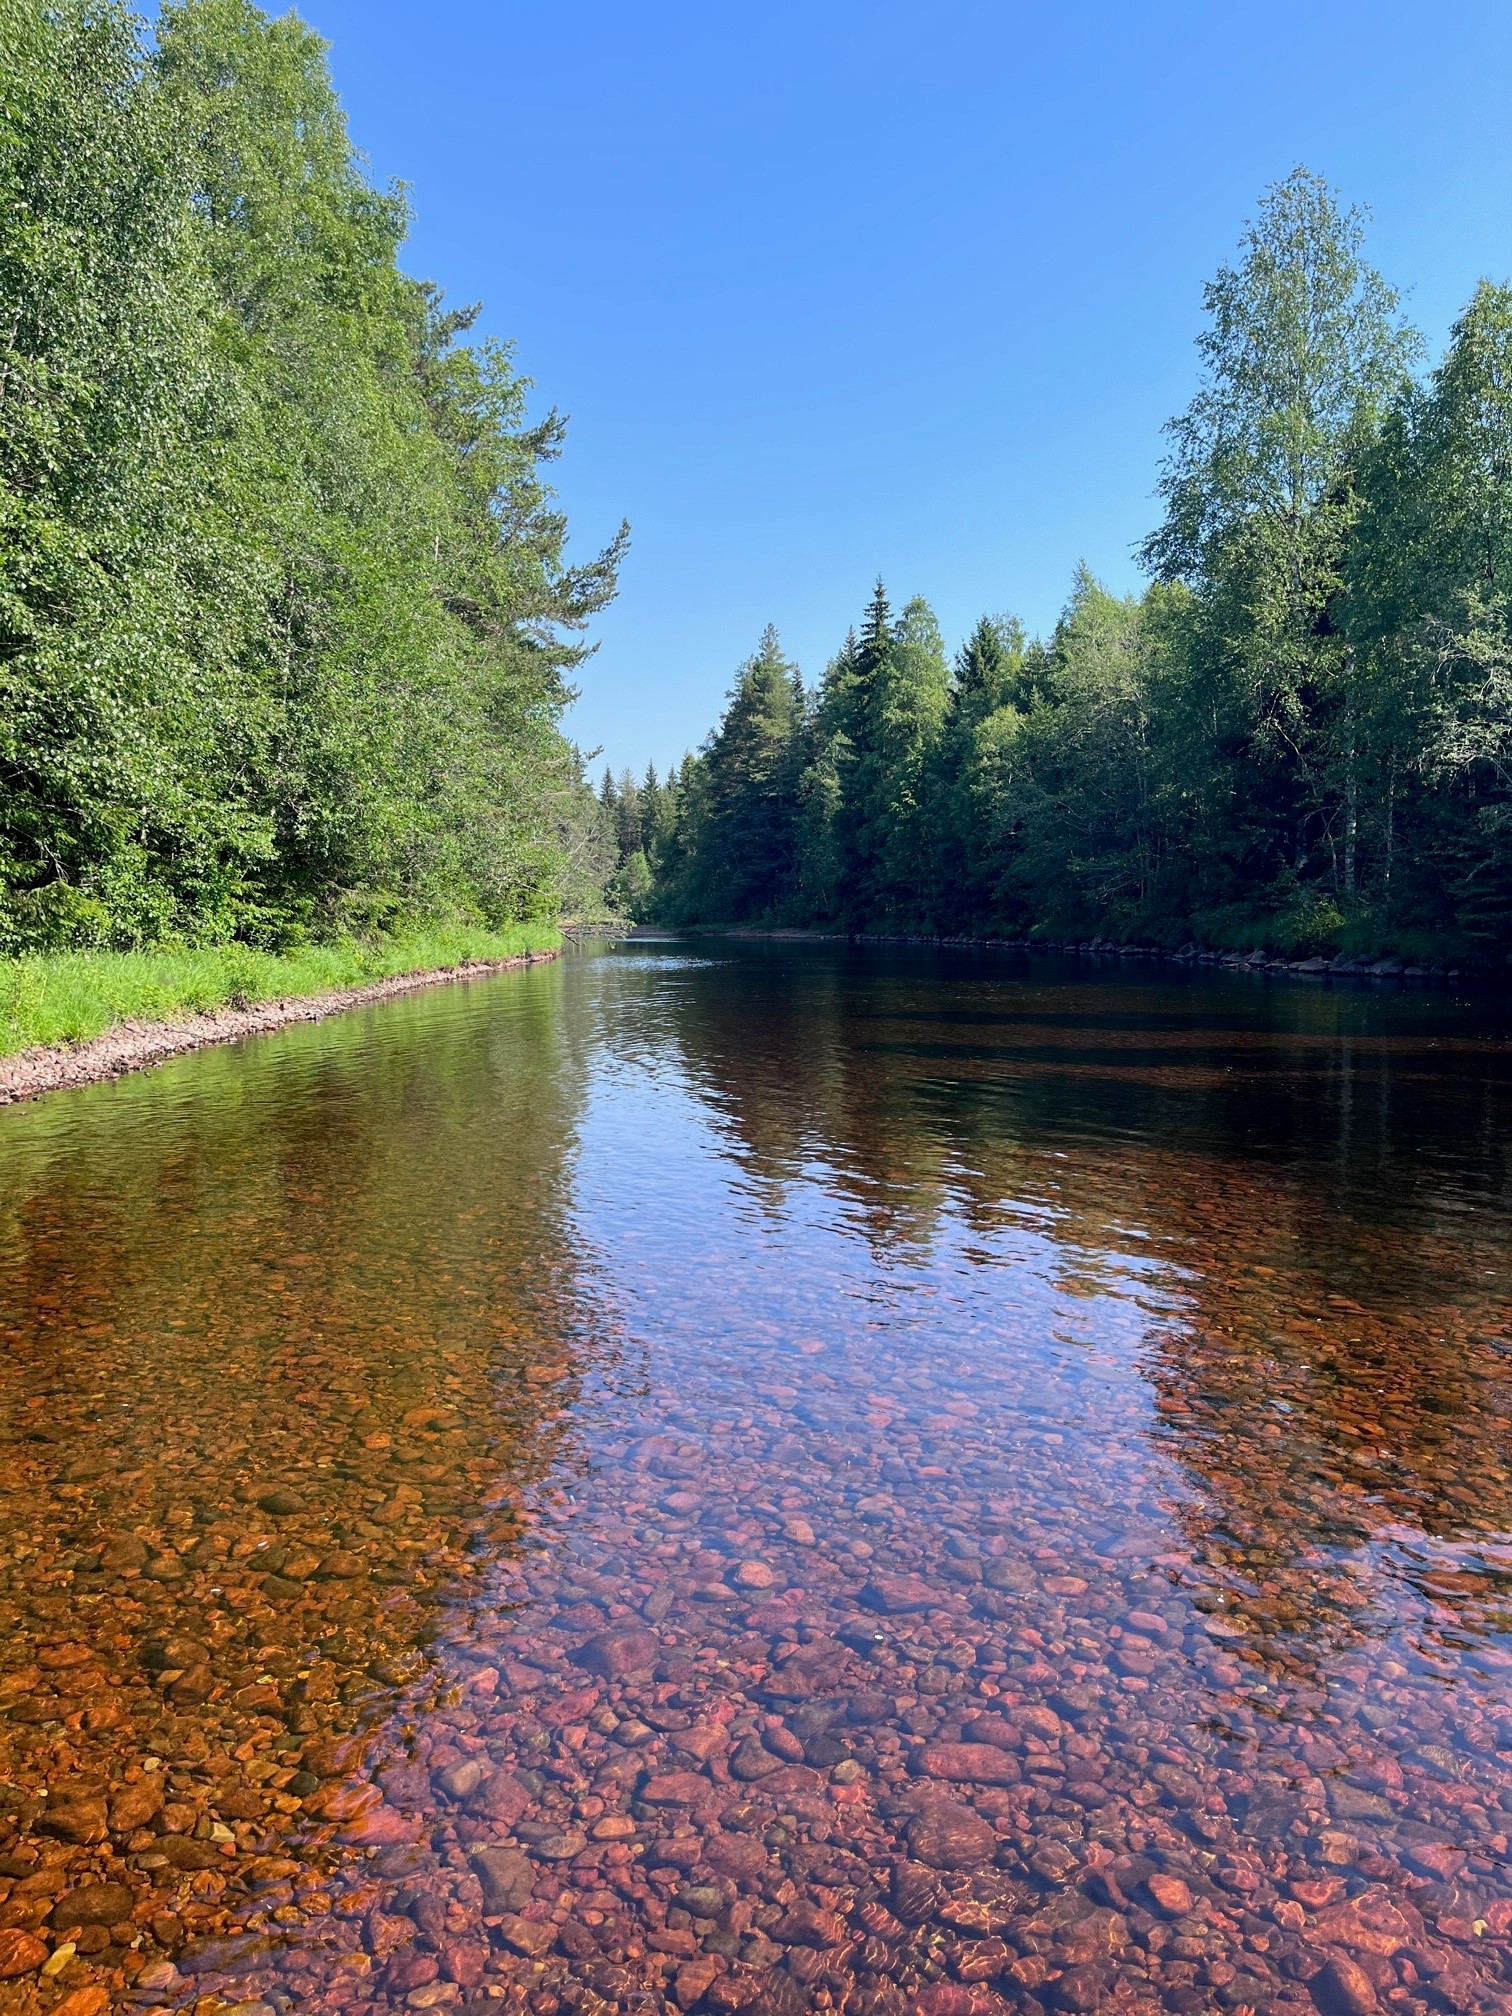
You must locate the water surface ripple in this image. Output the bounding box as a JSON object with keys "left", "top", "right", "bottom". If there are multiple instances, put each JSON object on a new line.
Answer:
{"left": 1, "top": 944, "right": 1510, "bottom": 2016}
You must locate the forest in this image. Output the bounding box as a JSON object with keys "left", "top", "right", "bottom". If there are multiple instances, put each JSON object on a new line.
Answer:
{"left": 9, "top": 10, "right": 1512, "bottom": 973}
{"left": 0, "top": 0, "right": 622, "bottom": 955}
{"left": 607, "top": 172, "right": 1512, "bottom": 963}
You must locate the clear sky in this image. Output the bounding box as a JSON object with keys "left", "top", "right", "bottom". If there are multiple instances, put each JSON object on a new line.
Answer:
{"left": 293, "top": 0, "right": 1512, "bottom": 776}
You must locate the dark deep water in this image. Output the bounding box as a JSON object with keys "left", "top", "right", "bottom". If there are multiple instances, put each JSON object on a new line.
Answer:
{"left": 1, "top": 942, "right": 1510, "bottom": 2016}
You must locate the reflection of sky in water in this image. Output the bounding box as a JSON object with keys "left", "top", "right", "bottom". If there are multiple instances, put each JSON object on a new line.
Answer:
{"left": 570, "top": 1028, "right": 1182, "bottom": 1416}
{"left": 570, "top": 948, "right": 1512, "bottom": 1696}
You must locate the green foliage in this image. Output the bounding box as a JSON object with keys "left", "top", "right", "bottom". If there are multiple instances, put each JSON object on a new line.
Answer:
{"left": 598, "top": 762, "right": 681, "bottom": 920}
{"left": 607, "top": 848, "right": 653, "bottom": 918}
{"left": 1139, "top": 168, "right": 1421, "bottom": 914}
{"left": 638, "top": 171, "right": 1512, "bottom": 963}
{"left": 635, "top": 632, "right": 805, "bottom": 925}
{"left": 0, "top": 921, "right": 558, "bottom": 1054}
{"left": 987, "top": 570, "right": 1161, "bottom": 931}
{"left": 1346, "top": 282, "right": 1512, "bottom": 941}
{"left": 0, "top": 0, "right": 620, "bottom": 952}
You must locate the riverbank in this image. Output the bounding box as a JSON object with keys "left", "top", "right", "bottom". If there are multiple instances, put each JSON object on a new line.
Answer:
{"left": 0, "top": 925, "right": 561, "bottom": 1103}
{"left": 699, "top": 925, "right": 1487, "bottom": 985}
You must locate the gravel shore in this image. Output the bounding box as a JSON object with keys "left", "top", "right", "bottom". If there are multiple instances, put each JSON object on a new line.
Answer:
{"left": 0, "top": 947, "right": 560, "bottom": 1106}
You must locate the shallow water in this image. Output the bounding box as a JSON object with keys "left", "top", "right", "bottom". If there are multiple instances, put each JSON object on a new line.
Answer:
{"left": 1, "top": 942, "right": 1510, "bottom": 2016}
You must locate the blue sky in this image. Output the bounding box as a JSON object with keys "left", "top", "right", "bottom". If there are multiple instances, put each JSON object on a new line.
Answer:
{"left": 296, "top": 0, "right": 1512, "bottom": 776}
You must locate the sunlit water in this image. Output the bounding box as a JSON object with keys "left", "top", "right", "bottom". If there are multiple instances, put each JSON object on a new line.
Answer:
{"left": 1, "top": 942, "right": 1510, "bottom": 2016}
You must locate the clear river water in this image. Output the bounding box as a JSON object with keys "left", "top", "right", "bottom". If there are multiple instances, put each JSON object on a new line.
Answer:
{"left": 1, "top": 940, "right": 1510, "bottom": 2016}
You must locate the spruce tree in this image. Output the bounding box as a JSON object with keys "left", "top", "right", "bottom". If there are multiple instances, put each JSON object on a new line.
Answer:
{"left": 694, "top": 628, "right": 804, "bottom": 920}
{"left": 830, "top": 584, "right": 893, "bottom": 917}
{"left": 956, "top": 617, "right": 1007, "bottom": 716}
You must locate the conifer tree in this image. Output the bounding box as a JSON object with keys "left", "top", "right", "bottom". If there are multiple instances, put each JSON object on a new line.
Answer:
{"left": 693, "top": 627, "right": 804, "bottom": 920}
{"left": 870, "top": 596, "right": 950, "bottom": 921}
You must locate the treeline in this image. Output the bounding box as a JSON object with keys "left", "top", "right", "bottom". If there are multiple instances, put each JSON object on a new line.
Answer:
{"left": 0, "top": 0, "right": 623, "bottom": 952}
{"left": 614, "top": 172, "right": 1512, "bottom": 961}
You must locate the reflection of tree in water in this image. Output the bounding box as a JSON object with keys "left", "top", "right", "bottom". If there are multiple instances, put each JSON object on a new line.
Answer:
{"left": 1135, "top": 1209, "right": 1512, "bottom": 1670}
{"left": 647, "top": 950, "right": 958, "bottom": 1254}
{"left": 648, "top": 943, "right": 1512, "bottom": 1661}
{"left": 0, "top": 965, "right": 608, "bottom": 1882}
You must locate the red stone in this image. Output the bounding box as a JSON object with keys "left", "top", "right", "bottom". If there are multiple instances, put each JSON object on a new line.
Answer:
{"left": 496, "top": 1914, "right": 557, "bottom": 1958}
{"left": 963, "top": 1716, "right": 1021, "bottom": 1750}
{"left": 1146, "top": 1873, "right": 1193, "bottom": 1917}
{"left": 771, "top": 1898, "right": 846, "bottom": 1946}
{"left": 860, "top": 1573, "right": 937, "bottom": 1614}
{"left": 440, "top": 1939, "right": 486, "bottom": 1988}
{"left": 572, "top": 1625, "right": 658, "bottom": 1679}
{"left": 905, "top": 1797, "right": 996, "bottom": 1870}
{"left": 640, "top": 1769, "right": 711, "bottom": 1805}
{"left": 1311, "top": 1890, "right": 1423, "bottom": 1956}
{"left": 674, "top": 1956, "right": 721, "bottom": 2009}
{"left": 467, "top": 1768, "right": 531, "bottom": 1826}
{"left": 0, "top": 1931, "right": 47, "bottom": 1979}
{"left": 1313, "top": 1952, "right": 1379, "bottom": 2016}
{"left": 918, "top": 1743, "right": 1019, "bottom": 1785}
{"left": 384, "top": 1948, "right": 439, "bottom": 1993}
{"left": 764, "top": 1638, "right": 852, "bottom": 1697}
{"left": 704, "top": 1832, "right": 770, "bottom": 1880}
{"left": 340, "top": 1802, "right": 422, "bottom": 1846}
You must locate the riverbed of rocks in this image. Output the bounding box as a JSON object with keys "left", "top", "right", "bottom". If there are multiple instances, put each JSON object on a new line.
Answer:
{"left": 4, "top": 1300, "right": 1511, "bottom": 2016}
{"left": 1, "top": 951, "right": 1510, "bottom": 2016}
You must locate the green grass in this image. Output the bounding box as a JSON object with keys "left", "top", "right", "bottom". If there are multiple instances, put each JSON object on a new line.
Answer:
{"left": 0, "top": 923, "right": 561, "bottom": 1058}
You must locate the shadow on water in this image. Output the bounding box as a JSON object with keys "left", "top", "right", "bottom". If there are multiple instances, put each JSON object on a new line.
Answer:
{"left": 0, "top": 940, "right": 1509, "bottom": 2015}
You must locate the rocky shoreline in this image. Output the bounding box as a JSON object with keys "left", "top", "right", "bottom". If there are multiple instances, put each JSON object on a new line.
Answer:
{"left": 0, "top": 949, "right": 561, "bottom": 1108}
{"left": 716, "top": 928, "right": 1485, "bottom": 987}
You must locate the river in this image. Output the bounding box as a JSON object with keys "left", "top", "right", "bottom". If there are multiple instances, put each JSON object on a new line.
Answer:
{"left": 1, "top": 941, "right": 1510, "bottom": 2016}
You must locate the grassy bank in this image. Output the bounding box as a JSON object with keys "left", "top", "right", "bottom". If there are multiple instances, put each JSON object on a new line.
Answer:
{"left": 0, "top": 924, "right": 561, "bottom": 1058}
